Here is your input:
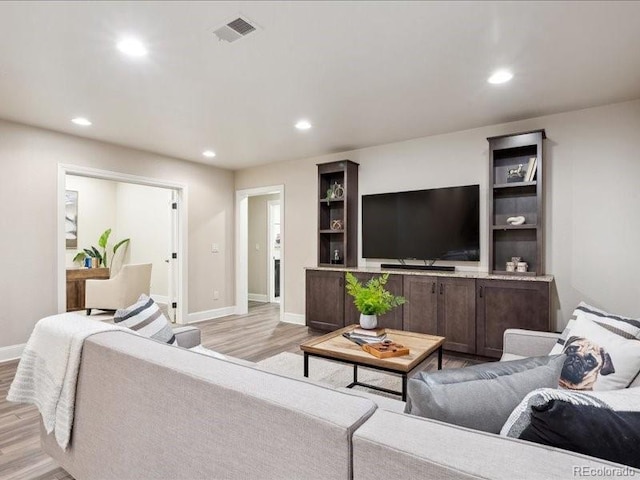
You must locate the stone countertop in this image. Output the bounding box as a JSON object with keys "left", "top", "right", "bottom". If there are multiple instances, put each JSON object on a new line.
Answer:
{"left": 305, "top": 265, "right": 554, "bottom": 282}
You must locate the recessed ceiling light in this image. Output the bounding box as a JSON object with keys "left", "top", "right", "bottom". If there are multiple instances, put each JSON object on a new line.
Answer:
{"left": 71, "top": 117, "right": 92, "bottom": 126}
{"left": 202, "top": 150, "right": 216, "bottom": 158}
{"left": 295, "top": 120, "right": 312, "bottom": 130}
{"left": 488, "top": 70, "right": 513, "bottom": 84}
{"left": 117, "top": 37, "right": 148, "bottom": 57}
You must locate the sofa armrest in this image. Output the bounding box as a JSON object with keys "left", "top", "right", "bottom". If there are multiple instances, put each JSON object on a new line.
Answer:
{"left": 173, "top": 326, "right": 201, "bottom": 348}
{"left": 502, "top": 329, "right": 559, "bottom": 358}
{"left": 353, "top": 410, "right": 636, "bottom": 480}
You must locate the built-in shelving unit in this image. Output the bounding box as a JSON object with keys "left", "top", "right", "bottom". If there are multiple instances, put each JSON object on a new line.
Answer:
{"left": 317, "top": 160, "right": 359, "bottom": 267}
{"left": 488, "top": 130, "right": 545, "bottom": 276}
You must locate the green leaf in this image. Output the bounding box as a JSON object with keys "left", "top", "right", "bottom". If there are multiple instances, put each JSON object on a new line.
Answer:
{"left": 83, "top": 248, "right": 96, "bottom": 258}
{"left": 98, "top": 228, "right": 111, "bottom": 249}
{"left": 113, "top": 238, "right": 130, "bottom": 254}
{"left": 73, "top": 252, "right": 86, "bottom": 263}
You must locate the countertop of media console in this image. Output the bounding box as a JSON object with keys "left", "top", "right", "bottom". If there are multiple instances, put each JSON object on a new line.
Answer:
{"left": 305, "top": 266, "right": 554, "bottom": 283}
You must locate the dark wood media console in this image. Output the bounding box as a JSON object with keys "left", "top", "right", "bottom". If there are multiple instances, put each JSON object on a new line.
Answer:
{"left": 305, "top": 267, "right": 552, "bottom": 358}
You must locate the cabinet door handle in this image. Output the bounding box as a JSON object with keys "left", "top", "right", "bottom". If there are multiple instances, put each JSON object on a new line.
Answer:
{"left": 439, "top": 283, "right": 443, "bottom": 295}
{"left": 479, "top": 286, "right": 483, "bottom": 298}
{"left": 431, "top": 283, "right": 436, "bottom": 294}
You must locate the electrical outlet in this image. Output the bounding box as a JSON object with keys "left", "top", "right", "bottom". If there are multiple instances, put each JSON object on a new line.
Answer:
{"left": 255, "top": 243, "right": 260, "bottom": 251}
{"left": 213, "top": 290, "right": 219, "bottom": 300}
{"left": 211, "top": 243, "right": 219, "bottom": 253}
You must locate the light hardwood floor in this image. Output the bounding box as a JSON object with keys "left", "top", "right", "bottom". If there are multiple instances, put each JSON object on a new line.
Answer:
{"left": 0, "top": 302, "right": 476, "bottom": 479}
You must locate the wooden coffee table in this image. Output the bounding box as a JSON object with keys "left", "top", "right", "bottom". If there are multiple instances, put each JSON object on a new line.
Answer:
{"left": 300, "top": 326, "right": 445, "bottom": 401}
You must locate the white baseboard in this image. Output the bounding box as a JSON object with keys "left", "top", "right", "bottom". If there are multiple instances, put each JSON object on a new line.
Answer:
{"left": 248, "top": 293, "right": 269, "bottom": 303}
{"left": 186, "top": 306, "right": 236, "bottom": 324}
{"left": 283, "top": 312, "right": 305, "bottom": 325}
{"left": 151, "top": 294, "right": 169, "bottom": 304}
{"left": 0, "top": 343, "right": 25, "bottom": 363}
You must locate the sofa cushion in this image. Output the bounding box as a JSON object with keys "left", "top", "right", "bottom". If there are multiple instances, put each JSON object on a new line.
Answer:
{"left": 405, "top": 355, "right": 565, "bottom": 433}
{"left": 552, "top": 317, "right": 640, "bottom": 390}
{"left": 114, "top": 294, "right": 177, "bottom": 345}
{"left": 519, "top": 400, "right": 640, "bottom": 468}
{"left": 413, "top": 355, "right": 563, "bottom": 386}
{"left": 551, "top": 302, "right": 640, "bottom": 354}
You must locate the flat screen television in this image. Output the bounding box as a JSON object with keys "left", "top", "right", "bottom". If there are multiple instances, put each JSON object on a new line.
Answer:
{"left": 362, "top": 184, "right": 480, "bottom": 261}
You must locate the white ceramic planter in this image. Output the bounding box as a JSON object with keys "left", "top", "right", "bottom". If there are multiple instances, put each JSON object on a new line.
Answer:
{"left": 359, "top": 314, "right": 378, "bottom": 330}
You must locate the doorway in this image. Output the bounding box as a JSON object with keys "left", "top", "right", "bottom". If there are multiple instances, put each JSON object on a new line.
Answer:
{"left": 57, "top": 164, "right": 187, "bottom": 323}
{"left": 268, "top": 199, "right": 281, "bottom": 304}
{"left": 235, "top": 185, "right": 284, "bottom": 322}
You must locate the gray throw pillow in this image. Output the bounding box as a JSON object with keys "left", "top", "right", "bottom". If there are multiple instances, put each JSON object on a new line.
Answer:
{"left": 414, "top": 355, "right": 565, "bottom": 386}
{"left": 405, "top": 354, "right": 566, "bottom": 434}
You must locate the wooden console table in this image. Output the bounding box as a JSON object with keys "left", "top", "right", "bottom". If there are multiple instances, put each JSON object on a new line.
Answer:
{"left": 66, "top": 268, "right": 110, "bottom": 312}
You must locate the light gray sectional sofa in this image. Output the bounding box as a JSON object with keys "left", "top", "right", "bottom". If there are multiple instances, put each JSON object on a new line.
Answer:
{"left": 41, "top": 327, "right": 637, "bottom": 479}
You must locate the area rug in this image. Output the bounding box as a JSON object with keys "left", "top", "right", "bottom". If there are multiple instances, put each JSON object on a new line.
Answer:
{"left": 256, "top": 351, "right": 403, "bottom": 398}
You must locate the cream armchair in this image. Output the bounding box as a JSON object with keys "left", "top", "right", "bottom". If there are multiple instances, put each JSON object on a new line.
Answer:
{"left": 85, "top": 263, "right": 152, "bottom": 315}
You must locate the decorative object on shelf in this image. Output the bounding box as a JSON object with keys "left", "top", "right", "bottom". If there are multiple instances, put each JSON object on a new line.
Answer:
{"left": 507, "top": 164, "right": 526, "bottom": 183}
{"left": 524, "top": 157, "right": 538, "bottom": 181}
{"left": 506, "top": 261, "right": 516, "bottom": 272}
{"left": 330, "top": 219, "right": 343, "bottom": 230}
{"left": 72, "top": 228, "right": 130, "bottom": 270}
{"left": 345, "top": 272, "right": 406, "bottom": 330}
{"left": 326, "top": 182, "right": 344, "bottom": 200}
{"left": 331, "top": 249, "right": 341, "bottom": 264}
{"left": 517, "top": 262, "right": 528, "bottom": 273}
{"left": 507, "top": 216, "right": 526, "bottom": 226}
{"left": 511, "top": 256, "right": 522, "bottom": 264}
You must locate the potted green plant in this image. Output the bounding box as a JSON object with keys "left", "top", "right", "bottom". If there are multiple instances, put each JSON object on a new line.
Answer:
{"left": 73, "top": 228, "right": 130, "bottom": 270}
{"left": 345, "top": 272, "right": 406, "bottom": 329}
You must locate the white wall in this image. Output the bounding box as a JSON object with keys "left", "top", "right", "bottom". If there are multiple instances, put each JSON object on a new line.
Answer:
{"left": 64, "top": 176, "right": 117, "bottom": 268}
{"left": 235, "top": 99, "right": 640, "bottom": 329}
{"left": 115, "top": 183, "right": 172, "bottom": 298}
{"left": 0, "top": 119, "right": 234, "bottom": 351}
{"left": 248, "top": 194, "right": 280, "bottom": 298}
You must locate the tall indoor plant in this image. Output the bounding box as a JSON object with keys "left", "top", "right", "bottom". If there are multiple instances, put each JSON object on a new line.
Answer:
{"left": 345, "top": 272, "right": 406, "bottom": 329}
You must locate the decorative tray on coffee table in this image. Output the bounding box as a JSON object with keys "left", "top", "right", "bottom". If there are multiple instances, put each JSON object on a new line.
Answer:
{"left": 362, "top": 340, "right": 410, "bottom": 359}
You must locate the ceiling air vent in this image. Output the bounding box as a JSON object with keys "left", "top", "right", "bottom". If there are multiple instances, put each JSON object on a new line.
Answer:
{"left": 213, "top": 16, "right": 258, "bottom": 43}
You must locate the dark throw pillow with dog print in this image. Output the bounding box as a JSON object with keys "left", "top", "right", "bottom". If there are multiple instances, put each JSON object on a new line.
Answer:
{"left": 553, "top": 316, "right": 640, "bottom": 391}
{"left": 520, "top": 400, "right": 640, "bottom": 469}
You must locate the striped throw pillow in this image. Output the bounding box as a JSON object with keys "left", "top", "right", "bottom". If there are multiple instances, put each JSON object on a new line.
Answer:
{"left": 550, "top": 302, "right": 640, "bottom": 354}
{"left": 114, "top": 294, "right": 177, "bottom": 345}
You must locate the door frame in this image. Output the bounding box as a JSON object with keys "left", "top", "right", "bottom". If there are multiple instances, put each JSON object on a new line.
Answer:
{"left": 235, "top": 185, "right": 284, "bottom": 322}
{"left": 57, "top": 164, "right": 189, "bottom": 323}
{"left": 267, "top": 199, "right": 281, "bottom": 304}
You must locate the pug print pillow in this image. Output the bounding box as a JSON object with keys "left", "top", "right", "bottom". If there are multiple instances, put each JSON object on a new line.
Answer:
{"left": 558, "top": 314, "right": 640, "bottom": 391}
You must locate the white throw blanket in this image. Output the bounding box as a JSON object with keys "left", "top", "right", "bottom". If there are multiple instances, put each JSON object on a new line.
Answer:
{"left": 7, "top": 313, "right": 129, "bottom": 449}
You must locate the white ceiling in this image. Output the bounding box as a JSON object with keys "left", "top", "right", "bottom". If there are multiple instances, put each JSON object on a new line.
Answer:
{"left": 0, "top": 1, "right": 639, "bottom": 170}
